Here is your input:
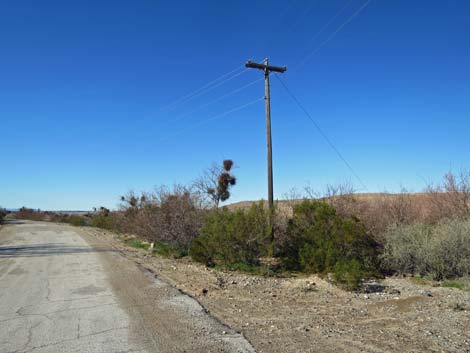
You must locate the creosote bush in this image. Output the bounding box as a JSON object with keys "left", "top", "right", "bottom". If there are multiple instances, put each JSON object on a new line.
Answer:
{"left": 190, "top": 202, "right": 271, "bottom": 268}
{"left": 90, "top": 207, "right": 117, "bottom": 230}
{"left": 189, "top": 200, "right": 380, "bottom": 289}
{"left": 67, "top": 214, "right": 88, "bottom": 227}
{"left": 278, "top": 200, "right": 379, "bottom": 289}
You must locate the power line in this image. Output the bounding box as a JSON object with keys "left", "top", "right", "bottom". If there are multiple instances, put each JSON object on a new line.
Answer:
{"left": 172, "top": 68, "right": 249, "bottom": 109}
{"left": 162, "top": 77, "right": 264, "bottom": 126}
{"left": 159, "top": 97, "right": 264, "bottom": 142}
{"left": 296, "top": 0, "right": 372, "bottom": 70}
{"left": 263, "top": 0, "right": 311, "bottom": 53}
{"left": 160, "top": 65, "right": 246, "bottom": 111}
{"left": 302, "top": 0, "right": 355, "bottom": 53}
{"left": 274, "top": 74, "right": 368, "bottom": 190}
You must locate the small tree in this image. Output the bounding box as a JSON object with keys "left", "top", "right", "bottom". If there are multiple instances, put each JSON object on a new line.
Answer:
{"left": 193, "top": 160, "right": 236, "bottom": 208}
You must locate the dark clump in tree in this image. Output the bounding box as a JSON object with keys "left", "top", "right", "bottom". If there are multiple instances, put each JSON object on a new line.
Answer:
{"left": 194, "top": 160, "right": 237, "bottom": 208}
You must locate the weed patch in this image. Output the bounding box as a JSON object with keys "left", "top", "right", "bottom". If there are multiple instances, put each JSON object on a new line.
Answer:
{"left": 126, "top": 239, "right": 150, "bottom": 250}
{"left": 442, "top": 278, "right": 470, "bottom": 291}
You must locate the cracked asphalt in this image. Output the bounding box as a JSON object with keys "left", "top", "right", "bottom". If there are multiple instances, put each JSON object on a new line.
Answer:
{"left": 0, "top": 221, "right": 254, "bottom": 353}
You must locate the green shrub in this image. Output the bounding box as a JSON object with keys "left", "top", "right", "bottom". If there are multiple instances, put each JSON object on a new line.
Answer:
{"left": 281, "top": 201, "right": 378, "bottom": 269}
{"left": 278, "top": 200, "right": 378, "bottom": 288}
{"left": 223, "top": 262, "right": 260, "bottom": 274}
{"left": 49, "top": 213, "right": 68, "bottom": 223}
{"left": 68, "top": 215, "right": 87, "bottom": 227}
{"left": 91, "top": 214, "right": 116, "bottom": 230}
{"left": 190, "top": 202, "right": 271, "bottom": 268}
{"left": 127, "top": 239, "right": 150, "bottom": 250}
{"left": 333, "top": 259, "right": 365, "bottom": 290}
{"left": 153, "top": 241, "right": 187, "bottom": 258}
{"left": 381, "top": 219, "right": 470, "bottom": 280}
{"left": 442, "top": 279, "right": 469, "bottom": 291}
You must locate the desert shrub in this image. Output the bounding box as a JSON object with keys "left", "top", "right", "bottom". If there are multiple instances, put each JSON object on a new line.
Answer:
{"left": 303, "top": 184, "right": 425, "bottom": 246}
{"left": 49, "top": 213, "right": 72, "bottom": 223}
{"left": 358, "top": 190, "right": 422, "bottom": 243}
{"left": 425, "top": 170, "right": 470, "bottom": 222}
{"left": 15, "top": 207, "right": 47, "bottom": 221}
{"left": 153, "top": 241, "right": 187, "bottom": 258}
{"left": 152, "top": 186, "right": 204, "bottom": 250}
{"left": 14, "top": 208, "right": 61, "bottom": 222}
{"left": 381, "top": 219, "right": 470, "bottom": 280}
{"left": 442, "top": 276, "right": 470, "bottom": 291}
{"left": 190, "top": 202, "right": 271, "bottom": 268}
{"left": 90, "top": 207, "right": 118, "bottom": 230}
{"left": 67, "top": 214, "right": 88, "bottom": 227}
{"left": 127, "top": 239, "right": 150, "bottom": 250}
{"left": 91, "top": 214, "right": 116, "bottom": 230}
{"left": 119, "top": 185, "right": 204, "bottom": 252}
{"left": 333, "top": 259, "right": 364, "bottom": 290}
{"left": 278, "top": 200, "right": 379, "bottom": 288}
{"left": 0, "top": 208, "right": 6, "bottom": 223}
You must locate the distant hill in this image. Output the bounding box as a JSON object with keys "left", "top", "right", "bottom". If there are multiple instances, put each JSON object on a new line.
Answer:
{"left": 227, "top": 192, "right": 430, "bottom": 209}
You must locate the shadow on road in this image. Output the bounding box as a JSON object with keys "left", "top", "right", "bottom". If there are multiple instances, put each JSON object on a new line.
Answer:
{"left": 0, "top": 243, "right": 114, "bottom": 258}
{"left": 1, "top": 219, "right": 27, "bottom": 225}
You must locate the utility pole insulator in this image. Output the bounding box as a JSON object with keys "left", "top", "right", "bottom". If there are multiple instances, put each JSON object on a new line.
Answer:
{"left": 245, "top": 58, "right": 287, "bottom": 241}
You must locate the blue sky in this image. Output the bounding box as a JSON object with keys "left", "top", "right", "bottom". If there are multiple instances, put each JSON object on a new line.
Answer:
{"left": 1, "top": 0, "right": 469, "bottom": 210}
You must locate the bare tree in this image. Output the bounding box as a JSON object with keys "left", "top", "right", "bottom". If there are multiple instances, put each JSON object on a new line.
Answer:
{"left": 120, "top": 185, "right": 204, "bottom": 250}
{"left": 193, "top": 160, "right": 236, "bottom": 208}
{"left": 425, "top": 170, "right": 470, "bottom": 221}
{"left": 303, "top": 182, "right": 359, "bottom": 218}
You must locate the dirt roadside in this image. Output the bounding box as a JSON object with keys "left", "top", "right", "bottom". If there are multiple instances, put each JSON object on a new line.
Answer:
{"left": 79, "top": 226, "right": 470, "bottom": 353}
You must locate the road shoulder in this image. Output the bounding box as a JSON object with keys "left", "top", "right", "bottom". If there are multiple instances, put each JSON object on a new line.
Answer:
{"left": 77, "top": 226, "right": 255, "bottom": 353}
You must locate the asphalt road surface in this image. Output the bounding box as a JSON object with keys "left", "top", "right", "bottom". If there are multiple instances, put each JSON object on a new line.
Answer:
{"left": 0, "top": 220, "right": 254, "bottom": 353}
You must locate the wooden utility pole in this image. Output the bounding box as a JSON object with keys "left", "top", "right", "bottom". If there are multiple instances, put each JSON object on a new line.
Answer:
{"left": 245, "top": 58, "right": 286, "bottom": 212}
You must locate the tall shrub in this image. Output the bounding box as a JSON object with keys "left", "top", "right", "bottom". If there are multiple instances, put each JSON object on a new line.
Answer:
{"left": 190, "top": 202, "right": 271, "bottom": 268}
{"left": 118, "top": 186, "right": 204, "bottom": 252}
{"left": 279, "top": 200, "right": 379, "bottom": 288}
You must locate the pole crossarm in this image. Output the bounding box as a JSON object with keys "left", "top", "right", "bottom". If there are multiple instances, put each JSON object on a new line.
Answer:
{"left": 245, "top": 60, "right": 287, "bottom": 73}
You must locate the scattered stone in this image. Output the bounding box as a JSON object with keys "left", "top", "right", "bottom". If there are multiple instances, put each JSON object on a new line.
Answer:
{"left": 386, "top": 288, "right": 401, "bottom": 295}
{"left": 216, "top": 276, "right": 226, "bottom": 289}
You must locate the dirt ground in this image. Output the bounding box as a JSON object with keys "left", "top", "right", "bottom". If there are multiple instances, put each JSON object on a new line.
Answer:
{"left": 80, "top": 226, "right": 470, "bottom": 353}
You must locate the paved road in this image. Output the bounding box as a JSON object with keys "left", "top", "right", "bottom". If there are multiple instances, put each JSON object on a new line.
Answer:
{"left": 0, "top": 221, "right": 254, "bottom": 353}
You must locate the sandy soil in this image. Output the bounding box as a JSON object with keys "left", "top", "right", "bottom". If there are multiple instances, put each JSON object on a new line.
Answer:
{"left": 81, "top": 227, "right": 470, "bottom": 353}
